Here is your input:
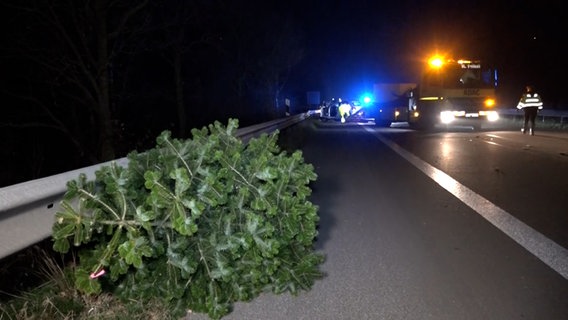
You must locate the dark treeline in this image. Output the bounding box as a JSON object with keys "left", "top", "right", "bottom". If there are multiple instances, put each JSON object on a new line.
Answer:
{"left": 2, "top": 0, "right": 566, "bottom": 188}
{"left": 0, "top": 0, "right": 308, "bottom": 187}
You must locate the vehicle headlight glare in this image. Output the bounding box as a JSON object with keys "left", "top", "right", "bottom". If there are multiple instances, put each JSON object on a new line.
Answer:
{"left": 487, "top": 111, "right": 499, "bottom": 122}
{"left": 440, "top": 111, "right": 455, "bottom": 124}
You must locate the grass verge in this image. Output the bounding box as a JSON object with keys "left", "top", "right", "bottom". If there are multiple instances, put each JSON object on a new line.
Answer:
{"left": 0, "top": 245, "right": 175, "bottom": 320}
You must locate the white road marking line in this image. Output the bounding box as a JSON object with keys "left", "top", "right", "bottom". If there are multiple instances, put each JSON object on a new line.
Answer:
{"left": 364, "top": 127, "right": 568, "bottom": 279}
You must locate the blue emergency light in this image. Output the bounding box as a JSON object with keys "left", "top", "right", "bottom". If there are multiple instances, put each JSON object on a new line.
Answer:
{"left": 361, "top": 94, "right": 373, "bottom": 105}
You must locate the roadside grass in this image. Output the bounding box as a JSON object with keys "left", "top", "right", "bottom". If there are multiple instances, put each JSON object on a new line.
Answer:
{"left": 499, "top": 115, "right": 568, "bottom": 131}
{"left": 0, "top": 246, "right": 175, "bottom": 320}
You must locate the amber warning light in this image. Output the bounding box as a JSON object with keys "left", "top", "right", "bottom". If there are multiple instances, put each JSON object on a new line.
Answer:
{"left": 428, "top": 56, "right": 444, "bottom": 68}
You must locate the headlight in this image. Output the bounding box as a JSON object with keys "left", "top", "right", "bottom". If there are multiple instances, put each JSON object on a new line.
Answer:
{"left": 486, "top": 111, "right": 499, "bottom": 122}
{"left": 440, "top": 111, "right": 455, "bottom": 124}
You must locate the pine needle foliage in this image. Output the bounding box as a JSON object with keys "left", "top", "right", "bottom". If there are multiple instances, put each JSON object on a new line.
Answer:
{"left": 51, "top": 119, "right": 324, "bottom": 319}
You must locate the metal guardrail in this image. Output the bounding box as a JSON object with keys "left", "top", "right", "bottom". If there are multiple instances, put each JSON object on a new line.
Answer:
{"left": 0, "top": 113, "right": 309, "bottom": 259}
{"left": 498, "top": 108, "right": 568, "bottom": 124}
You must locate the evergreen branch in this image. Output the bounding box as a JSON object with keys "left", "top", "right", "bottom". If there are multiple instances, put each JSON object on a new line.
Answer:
{"left": 120, "top": 191, "right": 128, "bottom": 220}
{"left": 77, "top": 189, "right": 121, "bottom": 221}
{"left": 220, "top": 158, "right": 260, "bottom": 194}
{"left": 165, "top": 233, "right": 178, "bottom": 287}
{"left": 162, "top": 137, "right": 193, "bottom": 178}
{"left": 92, "top": 227, "right": 123, "bottom": 276}
{"left": 152, "top": 180, "right": 176, "bottom": 201}
{"left": 280, "top": 157, "right": 296, "bottom": 206}
{"left": 110, "top": 162, "right": 130, "bottom": 221}
{"left": 98, "top": 220, "right": 171, "bottom": 228}
{"left": 197, "top": 241, "right": 215, "bottom": 299}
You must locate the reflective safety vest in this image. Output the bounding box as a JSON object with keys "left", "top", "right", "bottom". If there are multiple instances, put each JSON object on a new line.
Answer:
{"left": 339, "top": 103, "right": 351, "bottom": 117}
{"left": 517, "top": 93, "right": 543, "bottom": 109}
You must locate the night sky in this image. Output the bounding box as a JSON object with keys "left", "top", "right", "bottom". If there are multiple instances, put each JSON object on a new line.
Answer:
{"left": 1, "top": 0, "right": 566, "bottom": 107}
{"left": 285, "top": 0, "right": 567, "bottom": 108}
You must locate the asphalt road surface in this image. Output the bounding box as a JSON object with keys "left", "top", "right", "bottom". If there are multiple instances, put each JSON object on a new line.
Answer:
{"left": 190, "top": 118, "right": 568, "bottom": 320}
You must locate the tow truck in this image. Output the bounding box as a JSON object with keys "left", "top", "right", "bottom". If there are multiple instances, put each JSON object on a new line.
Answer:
{"left": 373, "top": 56, "right": 500, "bottom": 129}
{"left": 410, "top": 56, "right": 499, "bottom": 129}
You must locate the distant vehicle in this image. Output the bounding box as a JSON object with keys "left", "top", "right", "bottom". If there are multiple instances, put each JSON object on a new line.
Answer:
{"left": 371, "top": 83, "right": 417, "bottom": 127}
{"left": 319, "top": 100, "right": 339, "bottom": 121}
{"left": 318, "top": 99, "right": 370, "bottom": 123}
{"left": 372, "top": 56, "right": 500, "bottom": 129}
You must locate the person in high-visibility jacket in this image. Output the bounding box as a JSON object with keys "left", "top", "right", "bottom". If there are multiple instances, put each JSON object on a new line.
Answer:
{"left": 338, "top": 102, "right": 351, "bottom": 123}
{"left": 516, "top": 85, "right": 543, "bottom": 135}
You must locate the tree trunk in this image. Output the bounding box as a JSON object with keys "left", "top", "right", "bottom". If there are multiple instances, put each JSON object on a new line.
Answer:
{"left": 95, "top": 0, "right": 115, "bottom": 161}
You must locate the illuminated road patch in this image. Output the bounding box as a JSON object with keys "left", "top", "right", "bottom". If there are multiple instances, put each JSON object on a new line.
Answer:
{"left": 364, "top": 126, "right": 568, "bottom": 279}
